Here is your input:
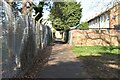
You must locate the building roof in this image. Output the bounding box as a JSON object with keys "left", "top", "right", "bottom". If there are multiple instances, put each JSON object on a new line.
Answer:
{"left": 86, "top": 2, "right": 120, "bottom": 22}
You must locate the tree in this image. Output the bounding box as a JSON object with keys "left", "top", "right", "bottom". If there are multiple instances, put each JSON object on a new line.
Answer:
{"left": 33, "top": 2, "right": 44, "bottom": 21}
{"left": 49, "top": 0, "right": 82, "bottom": 31}
{"left": 33, "top": 0, "right": 52, "bottom": 21}
{"left": 79, "top": 22, "right": 89, "bottom": 29}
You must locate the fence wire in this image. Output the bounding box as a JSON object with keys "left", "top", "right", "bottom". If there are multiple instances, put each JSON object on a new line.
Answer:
{"left": 0, "top": 0, "right": 52, "bottom": 78}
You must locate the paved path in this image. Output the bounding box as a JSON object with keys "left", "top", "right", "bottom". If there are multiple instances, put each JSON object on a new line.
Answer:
{"left": 35, "top": 40, "right": 91, "bottom": 78}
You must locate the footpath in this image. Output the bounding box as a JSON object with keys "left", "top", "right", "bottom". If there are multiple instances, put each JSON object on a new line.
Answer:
{"left": 20, "top": 40, "right": 91, "bottom": 78}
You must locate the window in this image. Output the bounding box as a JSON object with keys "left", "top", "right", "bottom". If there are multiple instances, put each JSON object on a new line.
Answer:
{"left": 104, "top": 15, "right": 106, "bottom": 22}
{"left": 100, "top": 16, "right": 103, "bottom": 22}
{"left": 97, "top": 18, "right": 100, "bottom": 23}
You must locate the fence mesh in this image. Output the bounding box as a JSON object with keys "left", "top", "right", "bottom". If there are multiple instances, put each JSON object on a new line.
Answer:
{"left": 0, "top": 0, "right": 52, "bottom": 78}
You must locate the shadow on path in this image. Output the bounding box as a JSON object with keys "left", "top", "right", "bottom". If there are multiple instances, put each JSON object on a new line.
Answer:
{"left": 36, "top": 61, "right": 90, "bottom": 78}
{"left": 34, "top": 39, "right": 91, "bottom": 78}
{"left": 77, "top": 53, "right": 120, "bottom": 78}
{"left": 16, "top": 39, "right": 91, "bottom": 78}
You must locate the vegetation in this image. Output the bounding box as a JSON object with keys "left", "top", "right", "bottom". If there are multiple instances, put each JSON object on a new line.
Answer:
{"left": 33, "top": 2, "right": 44, "bottom": 21}
{"left": 72, "top": 46, "right": 120, "bottom": 56}
{"left": 79, "top": 22, "right": 89, "bottom": 29}
{"left": 49, "top": 0, "right": 82, "bottom": 31}
{"left": 6, "top": 0, "right": 44, "bottom": 20}
{"left": 72, "top": 46, "right": 120, "bottom": 78}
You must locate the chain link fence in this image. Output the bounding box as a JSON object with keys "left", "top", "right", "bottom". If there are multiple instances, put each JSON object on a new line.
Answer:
{"left": 0, "top": 0, "right": 52, "bottom": 78}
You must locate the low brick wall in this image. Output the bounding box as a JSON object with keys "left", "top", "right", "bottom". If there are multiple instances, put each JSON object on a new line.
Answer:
{"left": 70, "top": 30, "right": 120, "bottom": 46}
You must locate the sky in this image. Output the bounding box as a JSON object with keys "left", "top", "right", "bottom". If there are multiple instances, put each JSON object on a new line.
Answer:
{"left": 79, "top": 0, "right": 114, "bottom": 22}
{"left": 33, "top": 0, "right": 116, "bottom": 22}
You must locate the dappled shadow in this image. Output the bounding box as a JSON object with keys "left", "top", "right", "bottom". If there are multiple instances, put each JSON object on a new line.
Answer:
{"left": 54, "top": 40, "right": 65, "bottom": 44}
{"left": 17, "top": 40, "right": 91, "bottom": 78}
{"left": 36, "top": 61, "right": 90, "bottom": 78}
{"left": 52, "top": 38, "right": 69, "bottom": 53}
{"left": 77, "top": 52, "right": 120, "bottom": 78}
{"left": 14, "top": 38, "right": 68, "bottom": 78}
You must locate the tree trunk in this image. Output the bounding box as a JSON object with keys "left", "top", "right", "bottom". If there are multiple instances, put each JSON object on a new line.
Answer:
{"left": 22, "top": 0, "right": 27, "bottom": 15}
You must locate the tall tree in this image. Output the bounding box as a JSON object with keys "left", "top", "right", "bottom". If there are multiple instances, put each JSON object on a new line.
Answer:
{"left": 22, "top": 0, "right": 26, "bottom": 13}
{"left": 33, "top": 0, "right": 51, "bottom": 21}
{"left": 33, "top": 1, "right": 44, "bottom": 21}
{"left": 49, "top": 0, "right": 82, "bottom": 31}
{"left": 79, "top": 22, "right": 89, "bottom": 29}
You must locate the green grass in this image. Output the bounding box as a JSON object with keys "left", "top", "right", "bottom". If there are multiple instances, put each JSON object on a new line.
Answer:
{"left": 72, "top": 46, "right": 120, "bottom": 57}
{"left": 72, "top": 46, "right": 120, "bottom": 78}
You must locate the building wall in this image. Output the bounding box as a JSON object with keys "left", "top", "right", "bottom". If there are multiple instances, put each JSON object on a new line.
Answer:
{"left": 88, "top": 4, "right": 120, "bottom": 29}
{"left": 55, "top": 31, "right": 62, "bottom": 39}
{"left": 119, "top": 4, "right": 120, "bottom": 24}
{"left": 110, "top": 3, "right": 120, "bottom": 28}
{"left": 88, "top": 12, "right": 110, "bottom": 29}
{"left": 99, "top": 12, "right": 110, "bottom": 29}
{"left": 89, "top": 18, "right": 100, "bottom": 29}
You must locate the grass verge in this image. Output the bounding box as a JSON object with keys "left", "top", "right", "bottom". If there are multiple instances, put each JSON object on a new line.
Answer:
{"left": 72, "top": 46, "right": 120, "bottom": 78}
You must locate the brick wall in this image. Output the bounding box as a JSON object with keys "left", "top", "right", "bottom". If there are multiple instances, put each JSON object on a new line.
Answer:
{"left": 110, "top": 4, "right": 120, "bottom": 28}
{"left": 70, "top": 29, "right": 120, "bottom": 46}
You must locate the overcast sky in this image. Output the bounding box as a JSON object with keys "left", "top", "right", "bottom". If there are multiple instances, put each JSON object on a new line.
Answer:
{"left": 33, "top": 0, "right": 115, "bottom": 21}
{"left": 79, "top": 0, "right": 114, "bottom": 22}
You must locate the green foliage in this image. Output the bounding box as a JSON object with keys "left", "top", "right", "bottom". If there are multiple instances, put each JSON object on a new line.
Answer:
{"left": 72, "top": 46, "right": 119, "bottom": 78}
{"left": 72, "top": 46, "right": 120, "bottom": 57}
{"left": 33, "top": 2, "right": 44, "bottom": 21}
{"left": 49, "top": 1, "right": 82, "bottom": 31}
{"left": 79, "top": 22, "right": 89, "bottom": 29}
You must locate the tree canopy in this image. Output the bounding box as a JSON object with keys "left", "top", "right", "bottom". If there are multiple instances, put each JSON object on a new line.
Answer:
{"left": 49, "top": 1, "right": 82, "bottom": 31}
{"left": 79, "top": 22, "right": 89, "bottom": 29}
{"left": 33, "top": 2, "right": 44, "bottom": 21}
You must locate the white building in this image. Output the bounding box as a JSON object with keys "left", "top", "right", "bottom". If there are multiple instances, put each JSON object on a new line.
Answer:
{"left": 87, "top": 3, "right": 120, "bottom": 30}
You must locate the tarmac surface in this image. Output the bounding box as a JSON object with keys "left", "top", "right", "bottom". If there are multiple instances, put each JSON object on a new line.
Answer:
{"left": 35, "top": 39, "right": 91, "bottom": 78}
{"left": 19, "top": 39, "right": 91, "bottom": 78}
